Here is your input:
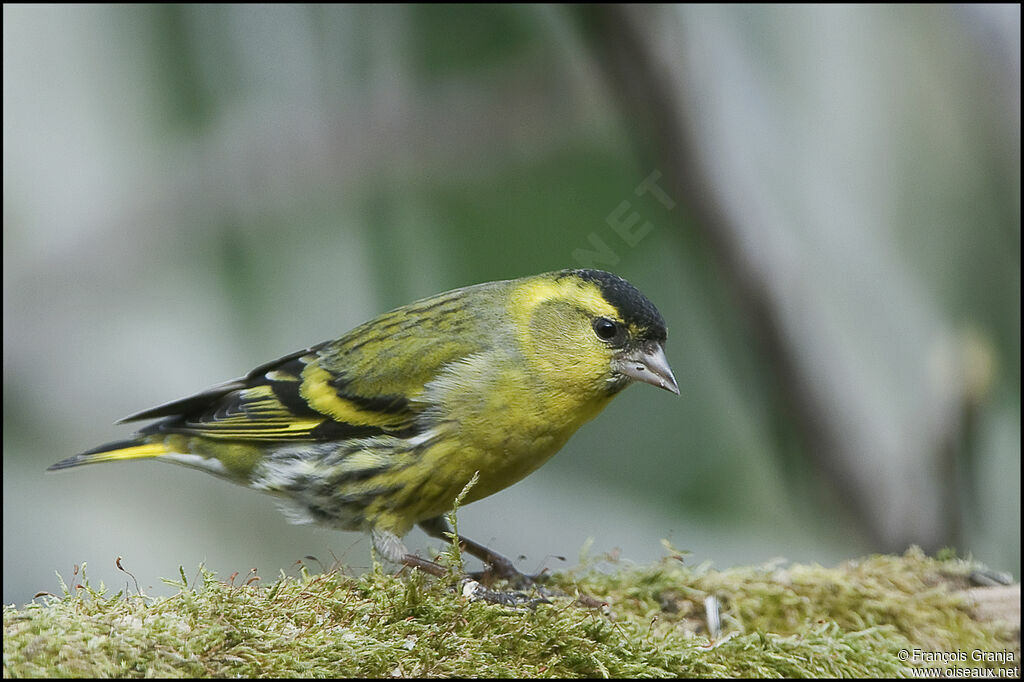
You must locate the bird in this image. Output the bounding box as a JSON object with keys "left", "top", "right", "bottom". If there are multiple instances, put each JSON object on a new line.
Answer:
{"left": 50, "top": 268, "right": 678, "bottom": 598}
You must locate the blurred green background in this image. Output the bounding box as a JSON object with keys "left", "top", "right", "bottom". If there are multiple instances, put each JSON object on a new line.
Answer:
{"left": 3, "top": 4, "right": 1019, "bottom": 606}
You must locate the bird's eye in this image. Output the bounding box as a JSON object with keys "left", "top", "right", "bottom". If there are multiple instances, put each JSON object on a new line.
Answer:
{"left": 593, "top": 317, "right": 621, "bottom": 342}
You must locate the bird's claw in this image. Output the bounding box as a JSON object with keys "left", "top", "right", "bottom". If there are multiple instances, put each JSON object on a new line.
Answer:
{"left": 469, "top": 562, "right": 550, "bottom": 590}
{"left": 459, "top": 578, "right": 551, "bottom": 608}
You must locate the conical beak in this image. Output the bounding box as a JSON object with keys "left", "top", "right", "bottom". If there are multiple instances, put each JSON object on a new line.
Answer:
{"left": 615, "top": 342, "right": 680, "bottom": 395}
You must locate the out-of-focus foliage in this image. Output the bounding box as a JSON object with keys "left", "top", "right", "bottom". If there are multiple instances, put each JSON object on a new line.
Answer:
{"left": 3, "top": 5, "right": 1019, "bottom": 607}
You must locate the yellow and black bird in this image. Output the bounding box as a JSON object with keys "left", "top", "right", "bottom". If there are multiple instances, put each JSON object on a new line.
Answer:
{"left": 51, "top": 269, "right": 678, "bottom": 596}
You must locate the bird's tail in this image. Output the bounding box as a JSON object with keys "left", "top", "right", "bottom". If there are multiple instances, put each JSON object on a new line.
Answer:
{"left": 48, "top": 439, "right": 171, "bottom": 471}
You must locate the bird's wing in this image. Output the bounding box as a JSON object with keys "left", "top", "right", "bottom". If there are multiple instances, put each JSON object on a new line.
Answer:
{"left": 122, "top": 289, "right": 488, "bottom": 442}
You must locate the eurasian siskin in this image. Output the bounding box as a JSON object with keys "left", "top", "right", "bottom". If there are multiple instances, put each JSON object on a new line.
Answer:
{"left": 50, "top": 269, "right": 677, "bottom": 594}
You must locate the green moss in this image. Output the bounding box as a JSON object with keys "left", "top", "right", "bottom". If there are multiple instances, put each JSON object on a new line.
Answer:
{"left": 4, "top": 548, "right": 1017, "bottom": 678}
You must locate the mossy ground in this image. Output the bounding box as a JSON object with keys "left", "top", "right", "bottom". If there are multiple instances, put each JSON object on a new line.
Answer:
{"left": 3, "top": 547, "right": 1018, "bottom": 678}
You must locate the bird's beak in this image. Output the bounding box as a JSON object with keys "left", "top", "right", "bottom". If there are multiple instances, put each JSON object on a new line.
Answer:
{"left": 616, "top": 342, "right": 680, "bottom": 395}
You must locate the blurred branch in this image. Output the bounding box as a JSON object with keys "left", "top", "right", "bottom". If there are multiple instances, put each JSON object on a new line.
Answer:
{"left": 570, "top": 4, "right": 973, "bottom": 551}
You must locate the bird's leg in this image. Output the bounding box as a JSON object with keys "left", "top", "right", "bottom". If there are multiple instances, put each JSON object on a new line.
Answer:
{"left": 417, "top": 516, "right": 548, "bottom": 589}
{"left": 399, "top": 552, "right": 447, "bottom": 577}
{"left": 416, "top": 518, "right": 608, "bottom": 609}
{"left": 401, "top": 553, "right": 544, "bottom": 607}
{"left": 372, "top": 527, "right": 544, "bottom": 607}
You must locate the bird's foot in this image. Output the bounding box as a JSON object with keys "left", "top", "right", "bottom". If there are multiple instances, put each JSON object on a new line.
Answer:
{"left": 402, "top": 552, "right": 604, "bottom": 609}
{"left": 468, "top": 563, "right": 608, "bottom": 609}
{"left": 459, "top": 577, "right": 551, "bottom": 608}
{"left": 468, "top": 557, "right": 550, "bottom": 590}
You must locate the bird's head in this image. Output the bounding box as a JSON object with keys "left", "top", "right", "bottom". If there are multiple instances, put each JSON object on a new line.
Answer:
{"left": 509, "top": 269, "right": 678, "bottom": 398}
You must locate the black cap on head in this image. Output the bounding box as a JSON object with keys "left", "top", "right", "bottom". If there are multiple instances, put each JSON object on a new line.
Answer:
{"left": 559, "top": 269, "right": 668, "bottom": 342}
